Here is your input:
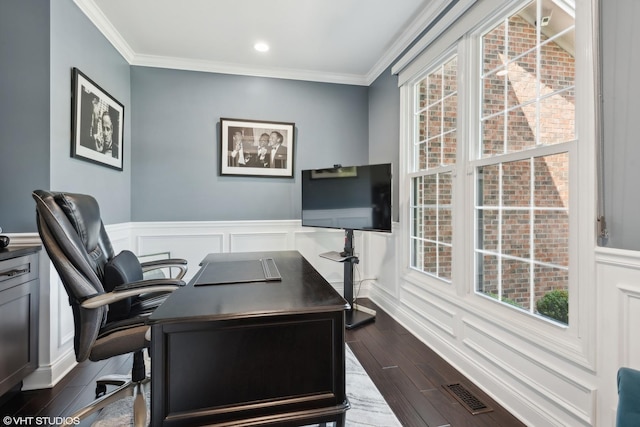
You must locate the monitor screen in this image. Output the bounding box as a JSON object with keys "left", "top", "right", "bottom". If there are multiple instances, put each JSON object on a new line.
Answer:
{"left": 301, "top": 163, "right": 392, "bottom": 232}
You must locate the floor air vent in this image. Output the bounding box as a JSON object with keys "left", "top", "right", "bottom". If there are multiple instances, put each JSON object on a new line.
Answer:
{"left": 442, "top": 383, "right": 493, "bottom": 415}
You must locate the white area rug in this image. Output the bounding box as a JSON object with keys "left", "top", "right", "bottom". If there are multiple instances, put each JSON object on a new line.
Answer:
{"left": 341, "top": 344, "right": 402, "bottom": 426}
{"left": 92, "top": 344, "right": 401, "bottom": 426}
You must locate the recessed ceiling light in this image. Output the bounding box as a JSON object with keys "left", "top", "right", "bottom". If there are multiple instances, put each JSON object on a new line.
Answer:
{"left": 254, "top": 42, "right": 269, "bottom": 52}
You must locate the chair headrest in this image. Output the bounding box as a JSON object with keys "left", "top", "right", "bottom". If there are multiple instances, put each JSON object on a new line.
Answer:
{"left": 54, "top": 192, "right": 102, "bottom": 253}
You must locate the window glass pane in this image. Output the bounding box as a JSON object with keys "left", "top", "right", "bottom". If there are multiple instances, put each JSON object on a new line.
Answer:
{"left": 440, "top": 208, "right": 452, "bottom": 245}
{"left": 502, "top": 258, "right": 530, "bottom": 310}
{"left": 417, "top": 79, "right": 429, "bottom": 110}
{"left": 429, "top": 103, "right": 443, "bottom": 142}
{"left": 534, "top": 210, "right": 569, "bottom": 266}
{"left": 439, "top": 173, "right": 452, "bottom": 205}
{"left": 503, "top": 160, "right": 531, "bottom": 206}
{"left": 534, "top": 265, "right": 568, "bottom": 323}
{"left": 428, "top": 136, "right": 441, "bottom": 168}
{"left": 443, "top": 94, "right": 457, "bottom": 134}
{"left": 439, "top": 244, "right": 452, "bottom": 280}
{"left": 540, "top": 28, "right": 575, "bottom": 93}
{"left": 507, "top": 107, "right": 536, "bottom": 152}
{"left": 538, "top": 93, "right": 575, "bottom": 145}
{"left": 478, "top": 165, "right": 500, "bottom": 206}
{"left": 422, "top": 175, "right": 437, "bottom": 205}
{"left": 507, "top": 11, "right": 536, "bottom": 59}
{"left": 477, "top": 253, "right": 499, "bottom": 293}
{"left": 423, "top": 241, "right": 438, "bottom": 275}
{"left": 411, "top": 237, "right": 423, "bottom": 270}
{"left": 417, "top": 111, "right": 428, "bottom": 147}
{"left": 502, "top": 210, "right": 530, "bottom": 259}
{"left": 443, "top": 132, "right": 457, "bottom": 165}
{"left": 412, "top": 208, "right": 423, "bottom": 241}
{"left": 534, "top": 153, "right": 568, "bottom": 208}
{"left": 481, "top": 114, "right": 505, "bottom": 157}
{"left": 413, "top": 176, "right": 423, "bottom": 205}
{"left": 478, "top": 209, "right": 499, "bottom": 252}
{"left": 416, "top": 141, "right": 427, "bottom": 171}
{"left": 428, "top": 72, "right": 442, "bottom": 107}
{"left": 507, "top": 48, "right": 538, "bottom": 109}
{"left": 483, "top": 73, "right": 506, "bottom": 118}
{"left": 411, "top": 177, "right": 423, "bottom": 238}
{"left": 424, "top": 208, "right": 438, "bottom": 241}
{"left": 483, "top": 22, "right": 506, "bottom": 75}
{"left": 443, "top": 57, "right": 458, "bottom": 96}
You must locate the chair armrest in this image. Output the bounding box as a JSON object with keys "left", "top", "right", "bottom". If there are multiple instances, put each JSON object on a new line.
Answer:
{"left": 80, "top": 278, "right": 185, "bottom": 309}
{"left": 141, "top": 258, "right": 188, "bottom": 279}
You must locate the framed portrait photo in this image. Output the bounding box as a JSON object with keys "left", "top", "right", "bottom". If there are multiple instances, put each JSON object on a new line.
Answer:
{"left": 220, "top": 118, "right": 295, "bottom": 178}
{"left": 71, "top": 67, "right": 124, "bottom": 171}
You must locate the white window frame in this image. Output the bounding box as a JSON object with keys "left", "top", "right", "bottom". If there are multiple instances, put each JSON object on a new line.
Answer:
{"left": 408, "top": 51, "right": 459, "bottom": 283}
{"left": 397, "top": 0, "right": 597, "bottom": 366}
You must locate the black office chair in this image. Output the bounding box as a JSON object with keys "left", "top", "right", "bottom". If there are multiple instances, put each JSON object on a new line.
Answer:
{"left": 32, "top": 190, "right": 187, "bottom": 426}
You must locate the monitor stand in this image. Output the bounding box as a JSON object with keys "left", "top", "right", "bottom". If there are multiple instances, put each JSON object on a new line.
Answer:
{"left": 341, "top": 229, "right": 375, "bottom": 329}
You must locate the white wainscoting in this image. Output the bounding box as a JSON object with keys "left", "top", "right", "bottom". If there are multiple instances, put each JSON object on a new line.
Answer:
{"left": 128, "top": 220, "right": 378, "bottom": 291}
{"left": 17, "top": 220, "right": 639, "bottom": 426}
{"left": 366, "top": 229, "right": 640, "bottom": 427}
{"left": 15, "top": 221, "right": 387, "bottom": 389}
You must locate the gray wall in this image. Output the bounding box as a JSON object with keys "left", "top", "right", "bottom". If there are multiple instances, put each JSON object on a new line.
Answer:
{"left": 601, "top": 0, "right": 640, "bottom": 250}
{"left": 49, "top": 0, "right": 132, "bottom": 225}
{"left": 368, "top": 66, "right": 400, "bottom": 223}
{"left": 130, "top": 67, "right": 370, "bottom": 221}
{"left": 0, "top": 0, "right": 50, "bottom": 232}
{"left": 1, "top": 0, "right": 399, "bottom": 229}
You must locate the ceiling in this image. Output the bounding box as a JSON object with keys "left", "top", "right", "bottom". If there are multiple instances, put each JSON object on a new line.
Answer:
{"left": 74, "top": 0, "right": 449, "bottom": 86}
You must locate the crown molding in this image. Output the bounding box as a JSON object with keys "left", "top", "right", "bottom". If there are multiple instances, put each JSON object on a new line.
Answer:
{"left": 74, "top": 0, "right": 456, "bottom": 87}
{"left": 365, "top": 0, "right": 455, "bottom": 85}
{"left": 73, "top": 0, "right": 135, "bottom": 62}
{"left": 131, "top": 54, "right": 369, "bottom": 86}
{"left": 392, "top": 0, "right": 478, "bottom": 76}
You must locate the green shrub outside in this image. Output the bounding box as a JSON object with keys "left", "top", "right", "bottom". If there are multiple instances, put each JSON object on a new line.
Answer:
{"left": 536, "top": 289, "right": 568, "bottom": 324}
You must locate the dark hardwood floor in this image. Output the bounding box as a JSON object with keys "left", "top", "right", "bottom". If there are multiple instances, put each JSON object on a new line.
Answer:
{"left": 0, "top": 298, "right": 525, "bottom": 426}
{"left": 346, "top": 299, "right": 525, "bottom": 427}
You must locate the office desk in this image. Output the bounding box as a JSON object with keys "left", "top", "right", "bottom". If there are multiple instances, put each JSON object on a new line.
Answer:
{"left": 149, "top": 251, "right": 349, "bottom": 426}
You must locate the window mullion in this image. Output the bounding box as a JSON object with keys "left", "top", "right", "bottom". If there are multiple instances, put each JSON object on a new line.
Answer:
{"left": 529, "top": 157, "right": 535, "bottom": 314}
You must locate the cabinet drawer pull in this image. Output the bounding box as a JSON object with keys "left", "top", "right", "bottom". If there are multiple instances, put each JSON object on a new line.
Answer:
{"left": 0, "top": 267, "right": 29, "bottom": 277}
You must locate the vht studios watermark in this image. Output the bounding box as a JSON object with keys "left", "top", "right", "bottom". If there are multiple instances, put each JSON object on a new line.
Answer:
{"left": 2, "top": 416, "right": 80, "bottom": 426}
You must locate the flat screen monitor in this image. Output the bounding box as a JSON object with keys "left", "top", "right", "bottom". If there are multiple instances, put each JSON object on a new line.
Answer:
{"left": 301, "top": 163, "right": 392, "bottom": 232}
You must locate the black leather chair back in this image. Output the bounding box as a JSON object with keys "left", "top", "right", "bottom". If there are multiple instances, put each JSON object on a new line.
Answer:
{"left": 33, "top": 190, "right": 114, "bottom": 361}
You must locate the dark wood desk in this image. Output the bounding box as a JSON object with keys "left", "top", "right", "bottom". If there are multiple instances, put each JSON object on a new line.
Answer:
{"left": 149, "top": 251, "right": 349, "bottom": 426}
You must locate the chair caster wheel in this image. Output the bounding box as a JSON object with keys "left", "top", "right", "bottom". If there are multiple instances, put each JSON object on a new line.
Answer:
{"left": 95, "top": 384, "right": 107, "bottom": 398}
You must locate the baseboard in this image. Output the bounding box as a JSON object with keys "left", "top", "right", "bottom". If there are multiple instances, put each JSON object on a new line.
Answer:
{"left": 22, "top": 348, "right": 77, "bottom": 390}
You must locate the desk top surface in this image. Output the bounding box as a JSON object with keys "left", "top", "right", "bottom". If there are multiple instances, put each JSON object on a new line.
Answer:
{"left": 149, "top": 250, "right": 348, "bottom": 324}
{"left": 0, "top": 245, "right": 42, "bottom": 262}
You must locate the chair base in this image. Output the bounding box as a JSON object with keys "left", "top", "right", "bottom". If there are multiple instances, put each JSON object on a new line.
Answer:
{"left": 63, "top": 375, "right": 150, "bottom": 427}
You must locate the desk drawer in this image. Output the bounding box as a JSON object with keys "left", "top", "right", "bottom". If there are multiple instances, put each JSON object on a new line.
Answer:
{"left": 0, "top": 253, "right": 38, "bottom": 292}
{"left": 0, "top": 249, "right": 40, "bottom": 397}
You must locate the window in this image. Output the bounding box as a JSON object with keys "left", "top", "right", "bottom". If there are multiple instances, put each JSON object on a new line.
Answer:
{"left": 475, "top": 0, "right": 574, "bottom": 324}
{"left": 407, "top": 0, "right": 576, "bottom": 325}
{"left": 410, "top": 56, "right": 458, "bottom": 281}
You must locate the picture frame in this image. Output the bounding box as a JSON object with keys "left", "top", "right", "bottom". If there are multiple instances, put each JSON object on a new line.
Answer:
{"left": 220, "top": 118, "right": 295, "bottom": 177}
{"left": 71, "top": 67, "right": 124, "bottom": 171}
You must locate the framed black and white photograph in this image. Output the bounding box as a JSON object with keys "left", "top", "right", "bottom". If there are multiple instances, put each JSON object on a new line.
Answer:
{"left": 71, "top": 67, "right": 124, "bottom": 171}
{"left": 220, "top": 118, "right": 295, "bottom": 177}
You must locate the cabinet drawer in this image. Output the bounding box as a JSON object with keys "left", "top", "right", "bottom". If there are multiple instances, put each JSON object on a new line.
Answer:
{"left": 0, "top": 279, "right": 38, "bottom": 392}
{"left": 0, "top": 253, "right": 39, "bottom": 292}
